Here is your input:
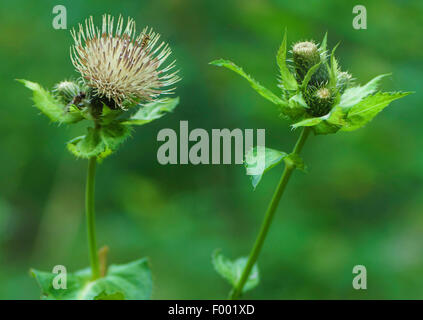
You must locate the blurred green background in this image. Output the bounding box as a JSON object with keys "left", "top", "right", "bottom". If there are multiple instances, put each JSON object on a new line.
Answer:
{"left": 0, "top": 0, "right": 422, "bottom": 299}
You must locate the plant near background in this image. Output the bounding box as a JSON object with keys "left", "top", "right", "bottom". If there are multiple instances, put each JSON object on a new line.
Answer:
{"left": 19, "top": 14, "right": 180, "bottom": 300}
{"left": 210, "top": 31, "right": 411, "bottom": 299}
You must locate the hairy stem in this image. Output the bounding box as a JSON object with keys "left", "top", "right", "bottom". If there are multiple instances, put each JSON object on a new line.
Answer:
{"left": 86, "top": 156, "right": 100, "bottom": 280}
{"left": 229, "top": 127, "right": 311, "bottom": 300}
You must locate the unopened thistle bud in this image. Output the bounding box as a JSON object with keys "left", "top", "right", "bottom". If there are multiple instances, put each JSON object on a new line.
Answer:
{"left": 53, "top": 80, "right": 81, "bottom": 104}
{"left": 292, "top": 41, "right": 328, "bottom": 86}
{"left": 305, "top": 86, "right": 335, "bottom": 117}
{"left": 337, "top": 71, "right": 353, "bottom": 94}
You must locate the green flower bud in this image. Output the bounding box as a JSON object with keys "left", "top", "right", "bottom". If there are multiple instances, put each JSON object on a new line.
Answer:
{"left": 337, "top": 71, "right": 353, "bottom": 94}
{"left": 53, "top": 80, "right": 81, "bottom": 104}
{"left": 292, "top": 41, "right": 329, "bottom": 86}
{"left": 305, "top": 86, "right": 335, "bottom": 117}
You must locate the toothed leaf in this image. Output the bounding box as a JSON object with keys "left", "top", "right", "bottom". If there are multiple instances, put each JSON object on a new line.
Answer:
{"left": 210, "top": 59, "right": 287, "bottom": 106}
{"left": 338, "top": 74, "right": 390, "bottom": 109}
{"left": 18, "top": 79, "right": 84, "bottom": 124}
{"left": 122, "top": 97, "right": 179, "bottom": 125}
{"left": 342, "top": 91, "right": 412, "bottom": 131}
{"left": 276, "top": 30, "right": 298, "bottom": 91}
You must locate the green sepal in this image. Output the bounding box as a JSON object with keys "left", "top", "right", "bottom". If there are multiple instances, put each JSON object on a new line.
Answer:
{"left": 31, "top": 258, "right": 152, "bottom": 300}
{"left": 212, "top": 250, "right": 259, "bottom": 294}
{"left": 276, "top": 30, "right": 298, "bottom": 91}
{"left": 121, "top": 97, "right": 179, "bottom": 126}
{"left": 245, "top": 146, "right": 288, "bottom": 189}
{"left": 209, "top": 59, "right": 287, "bottom": 106}
{"left": 342, "top": 91, "right": 412, "bottom": 131}
{"left": 17, "top": 79, "right": 84, "bottom": 124}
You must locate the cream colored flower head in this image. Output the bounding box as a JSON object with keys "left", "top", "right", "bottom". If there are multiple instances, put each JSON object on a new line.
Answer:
{"left": 70, "top": 14, "right": 180, "bottom": 108}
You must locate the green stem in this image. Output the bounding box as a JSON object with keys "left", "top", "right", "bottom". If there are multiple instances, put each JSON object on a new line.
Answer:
{"left": 229, "top": 127, "right": 311, "bottom": 300}
{"left": 86, "top": 156, "right": 100, "bottom": 280}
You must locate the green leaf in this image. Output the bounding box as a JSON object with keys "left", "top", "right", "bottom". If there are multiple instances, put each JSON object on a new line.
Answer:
{"left": 94, "top": 291, "right": 125, "bottom": 300}
{"left": 101, "top": 105, "right": 124, "bottom": 125}
{"left": 301, "top": 62, "right": 322, "bottom": 90}
{"left": 245, "top": 146, "right": 288, "bottom": 189}
{"left": 210, "top": 59, "right": 287, "bottom": 106}
{"left": 342, "top": 91, "right": 412, "bottom": 131}
{"left": 328, "top": 43, "right": 340, "bottom": 89}
{"left": 67, "top": 123, "right": 132, "bottom": 159}
{"left": 122, "top": 97, "right": 179, "bottom": 125}
{"left": 100, "top": 123, "right": 132, "bottom": 151}
{"left": 18, "top": 79, "right": 83, "bottom": 124}
{"left": 292, "top": 105, "right": 348, "bottom": 135}
{"left": 338, "top": 74, "right": 390, "bottom": 109}
{"left": 276, "top": 30, "right": 298, "bottom": 91}
{"left": 31, "top": 258, "right": 152, "bottom": 300}
{"left": 67, "top": 128, "right": 105, "bottom": 159}
{"left": 292, "top": 116, "right": 324, "bottom": 129}
{"left": 212, "top": 250, "right": 259, "bottom": 294}
{"left": 320, "top": 32, "right": 328, "bottom": 53}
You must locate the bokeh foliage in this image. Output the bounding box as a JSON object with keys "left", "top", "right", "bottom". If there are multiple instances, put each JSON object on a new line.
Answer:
{"left": 0, "top": 0, "right": 422, "bottom": 299}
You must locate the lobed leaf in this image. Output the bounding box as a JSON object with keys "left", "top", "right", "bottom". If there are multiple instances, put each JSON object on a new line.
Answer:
{"left": 212, "top": 250, "right": 259, "bottom": 294}
{"left": 31, "top": 258, "right": 152, "bottom": 300}
{"left": 210, "top": 59, "right": 287, "bottom": 106}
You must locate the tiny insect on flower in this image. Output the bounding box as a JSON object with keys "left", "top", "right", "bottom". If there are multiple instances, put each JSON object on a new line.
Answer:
{"left": 70, "top": 14, "right": 180, "bottom": 109}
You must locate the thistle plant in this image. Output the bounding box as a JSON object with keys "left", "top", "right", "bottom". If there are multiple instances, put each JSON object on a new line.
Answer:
{"left": 19, "top": 14, "right": 180, "bottom": 300}
{"left": 210, "top": 32, "right": 412, "bottom": 299}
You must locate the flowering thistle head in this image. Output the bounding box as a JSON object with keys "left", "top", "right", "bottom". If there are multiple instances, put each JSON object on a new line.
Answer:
{"left": 70, "top": 14, "right": 180, "bottom": 109}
